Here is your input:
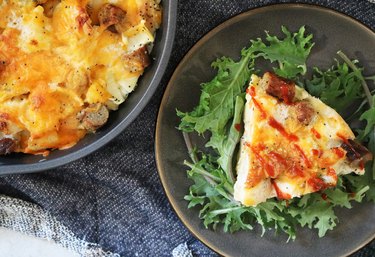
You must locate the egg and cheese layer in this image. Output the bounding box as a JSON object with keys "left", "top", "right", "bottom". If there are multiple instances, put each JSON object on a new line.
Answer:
{"left": 234, "top": 74, "right": 364, "bottom": 206}
{"left": 0, "top": 0, "right": 161, "bottom": 154}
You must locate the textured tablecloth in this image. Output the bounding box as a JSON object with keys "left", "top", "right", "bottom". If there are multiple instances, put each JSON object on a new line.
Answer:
{"left": 0, "top": 0, "right": 374, "bottom": 256}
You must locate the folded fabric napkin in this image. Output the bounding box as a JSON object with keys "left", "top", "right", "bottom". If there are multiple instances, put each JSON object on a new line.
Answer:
{"left": 0, "top": 0, "right": 374, "bottom": 256}
{"left": 0, "top": 195, "right": 118, "bottom": 257}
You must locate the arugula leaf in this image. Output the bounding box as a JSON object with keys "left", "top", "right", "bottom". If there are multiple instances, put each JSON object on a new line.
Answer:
{"left": 305, "top": 61, "right": 364, "bottom": 114}
{"left": 337, "top": 51, "right": 374, "bottom": 106}
{"left": 250, "top": 26, "right": 314, "bottom": 79}
{"left": 206, "top": 96, "right": 245, "bottom": 184}
{"left": 183, "top": 151, "right": 251, "bottom": 231}
{"left": 359, "top": 98, "right": 375, "bottom": 138}
{"left": 222, "top": 207, "right": 254, "bottom": 232}
{"left": 311, "top": 204, "right": 337, "bottom": 238}
{"left": 287, "top": 194, "right": 336, "bottom": 238}
{"left": 324, "top": 179, "right": 353, "bottom": 208}
{"left": 346, "top": 169, "right": 375, "bottom": 202}
{"left": 177, "top": 52, "right": 254, "bottom": 135}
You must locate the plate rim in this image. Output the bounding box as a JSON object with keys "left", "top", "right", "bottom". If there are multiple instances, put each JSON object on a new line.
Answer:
{"left": 155, "top": 3, "right": 375, "bottom": 257}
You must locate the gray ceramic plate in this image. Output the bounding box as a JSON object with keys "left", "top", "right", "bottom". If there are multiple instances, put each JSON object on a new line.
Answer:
{"left": 156, "top": 4, "right": 375, "bottom": 257}
{"left": 0, "top": 0, "right": 177, "bottom": 175}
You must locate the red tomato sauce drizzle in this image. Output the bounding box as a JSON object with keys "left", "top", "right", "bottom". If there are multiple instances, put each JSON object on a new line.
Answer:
{"left": 332, "top": 147, "right": 345, "bottom": 158}
{"left": 246, "top": 143, "right": 275, "bottom": 178}
{"left": 312, "top": 149, "right": 322, "bottom": 157}
{"left": 234, "top": 123, "right": 241, "bottom": 132}
{"left": 291, "top": 165, "right": 305, "bottom": 177}
{"left": 269, "top": 151, "right": 288, "bottom": 167}
{"left": 311, "top": 128, "right": 321, "bottom": 139}
{"left": 252, "top": 98, "right": 267, "bottom": 119}
{"left": 280, "top": 84, "right": 292, "bottom": 105}
{"left": 247, "top": 86, "right": 256, "bottom": 97}
{"left": 359, "top": 160, "right": 365, "bottom": 170}
{"left": 327, "top": 167, "right": 338, "bottom": 183}
{"left": 271, "top": 180, "right": 291, "bottom": 200}
{"left": 294, "top": 144, "right": 312, "bottom": 168}
{"left": 336, "top": 133, "right": 349, "bottom": 144}
{"left": 307, "top": 176, "right": 327, "bottom": 191}
{"left": 268, "top": 117, "right": 299, "bottom": 142}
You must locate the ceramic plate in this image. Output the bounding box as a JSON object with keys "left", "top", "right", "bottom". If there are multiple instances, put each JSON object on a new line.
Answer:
{"left": 155, "top": 4, "right": 375, "bottom": 257}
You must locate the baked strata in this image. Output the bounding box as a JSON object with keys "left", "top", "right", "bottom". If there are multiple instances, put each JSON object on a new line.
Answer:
{"left": 234, "top": 72, "right": 372, "bottom": 206}
{"left": 0, "top": 0, "right": 161, "bottom": 155}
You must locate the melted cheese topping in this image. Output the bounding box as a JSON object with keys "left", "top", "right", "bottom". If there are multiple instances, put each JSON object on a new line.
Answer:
{"left": 234, "top": 74, "right": 363, "bottom": 206}
{"left": 0, "top": 0, "right": 161, "bottom": 154}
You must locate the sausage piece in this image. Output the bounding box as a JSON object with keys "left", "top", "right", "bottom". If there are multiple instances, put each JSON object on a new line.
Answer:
{"left": 0, "top": 137, "right": 16, "bottom": 155}
{"left": 78, "top": 104, "right": 109, "bottom": 132}
{"left": 294, "top": 101, "right": 315, "bottom": 125}
{"left": 341, "top": 139, "right": 372, "bottom": 164}
{"left": 123, "top": 46, "right": 150, "bottom": 73}
{"left": 0, "top": 121, "right": 7, "bottom": 131}
{"left": 262, "top": 72, "right": 296, "bottom": 104}
{"left": 98, "top": 4, "right": 126, "bottom": 33}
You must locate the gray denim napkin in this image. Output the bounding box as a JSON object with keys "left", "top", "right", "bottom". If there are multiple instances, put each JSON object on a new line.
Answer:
{"left": 0, "top": 195, "right": 118, "bottom": 257}
{"left": 0, "top": 0, "right": 374, "bottom": 256}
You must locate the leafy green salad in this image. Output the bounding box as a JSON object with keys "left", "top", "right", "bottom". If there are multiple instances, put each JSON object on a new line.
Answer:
{"left": 177, "top": 26, "right": 375, "bottom": 239}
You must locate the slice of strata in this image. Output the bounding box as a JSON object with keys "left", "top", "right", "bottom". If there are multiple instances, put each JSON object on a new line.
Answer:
{"left": 234, "top": 72, "right": 372, "bottom": 206}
